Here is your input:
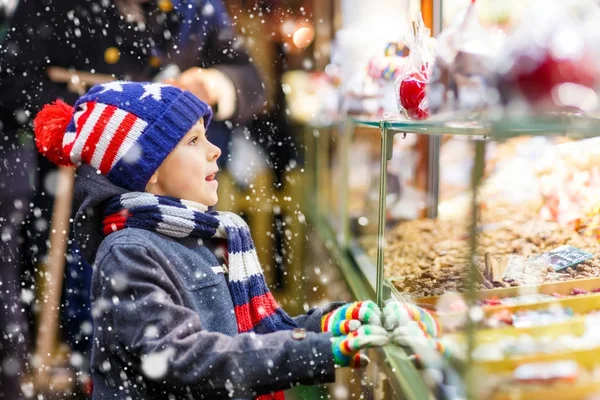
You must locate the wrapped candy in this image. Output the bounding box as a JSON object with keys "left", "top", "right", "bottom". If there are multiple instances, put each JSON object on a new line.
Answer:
{"left": 367, "top": 56, "right": 405, "bottom": 82}
{"left": 395, "top": 14, "right": 433, "bottom": 120}
{"left": 498, "top": 0, "right": 600, "bottom": 112}
{"left": 513, "top": 361, "right": 579, "bottom": 384}
{"left": 428, "top": 0, "right": 503, "bottom": 116}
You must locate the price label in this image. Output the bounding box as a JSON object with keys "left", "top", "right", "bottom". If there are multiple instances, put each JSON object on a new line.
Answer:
{"left": 541, "top": 245, "right": 594, "bottom": 272}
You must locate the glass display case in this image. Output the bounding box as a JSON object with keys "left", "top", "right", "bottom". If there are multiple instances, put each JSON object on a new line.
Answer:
{"left": 301, "top": 121, "right": 347, "bottom": 242}
{"left": 306, "top": 0, "right": 600, "bottom": 398}
{"left": 349, "top": 115, "right": 600, "bottom": 399}
{"left": 334, "top": 119, "right": 432, "bottom": 289}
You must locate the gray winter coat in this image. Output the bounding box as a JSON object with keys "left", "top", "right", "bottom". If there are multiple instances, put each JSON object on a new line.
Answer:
{"left": 73, "top": 165, "right": 340, "bottom": 399}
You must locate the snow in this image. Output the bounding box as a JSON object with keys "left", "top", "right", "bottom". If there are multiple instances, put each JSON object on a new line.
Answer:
{"left": 141, "top": 347, "right": 174, "bottom": 380}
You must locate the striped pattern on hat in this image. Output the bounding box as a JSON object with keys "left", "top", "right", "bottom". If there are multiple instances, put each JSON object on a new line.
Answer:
{"left": 34, "top": 82, "right": 212, "bottom": 191}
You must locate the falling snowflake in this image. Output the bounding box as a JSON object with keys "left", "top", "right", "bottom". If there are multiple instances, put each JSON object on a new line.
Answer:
{"left": 43, "top": 170, "right": 59, "bottom": 196}
{"left": 2, "top": 358, "right": 20, "bottom": 376}
{"left": 1, "top": 229, "right": 11, "bottom": 243}
{"left": 81, "top": 321, "right": 93, "bottom": 335}
{"left": 110, "top": 272, "right": 127, "bottom": 292}
{"left": 70, "top": 352, "right": 84, "bottom": 368}
{"left": 141, "top": 347, "right": 175, "bottom": 380}
{"left": 34, "top": 218, "right": 48, "bottom": 232}
{"left": 20, "top": 289, "right": 34, "bottom": 304}
{"left": 144, "top": 325, "right": 159, "bottom": 338}
{"left": 202, "top": 2, "right": 214, "bottom": 17}
{"left": 122, "top": 143, "right": 142, "bottom": 164}
{"left": 334, "top": 385, "right": 349, "bottom": 399}
{"left": 14, "top": 109, "right": 28, "bottom": 124}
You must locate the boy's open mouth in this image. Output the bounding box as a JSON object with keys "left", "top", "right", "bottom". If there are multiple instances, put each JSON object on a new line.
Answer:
{"left": 205, "top": 173, "right": 217, "bottom": 181}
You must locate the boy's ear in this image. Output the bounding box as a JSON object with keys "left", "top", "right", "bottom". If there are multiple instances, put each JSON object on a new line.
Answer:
{"left": 148, "top": 172, "right": 158, "bottom": 184}
{"left": 145, "top": 172, "right": 159, "bottom": 191}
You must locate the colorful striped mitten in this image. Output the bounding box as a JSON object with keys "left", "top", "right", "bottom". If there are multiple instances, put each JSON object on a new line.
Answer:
{"left": 382, "top": 301, "right": 441, "bottom": 337}
{"left": 390, "top": 322, "right": 451, "bottom": 360}
{"left": 331, "top": 325, "right": 389, "bottom": 368}
{"left": 321, "top": 300, "right": 382, "bottom": 336}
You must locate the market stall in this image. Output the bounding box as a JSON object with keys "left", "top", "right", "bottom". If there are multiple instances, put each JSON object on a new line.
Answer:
{"left": 301, "top": 0, "right": 600, "bottom": 398}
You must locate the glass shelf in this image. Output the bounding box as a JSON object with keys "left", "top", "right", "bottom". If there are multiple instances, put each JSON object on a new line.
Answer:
{"left": 351, "top": 114, "right": 600, "bottom": 139}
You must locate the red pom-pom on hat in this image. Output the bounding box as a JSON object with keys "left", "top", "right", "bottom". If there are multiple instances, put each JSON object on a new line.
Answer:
{"left": 33, "top": 100, "right": 75, "bottom": 166}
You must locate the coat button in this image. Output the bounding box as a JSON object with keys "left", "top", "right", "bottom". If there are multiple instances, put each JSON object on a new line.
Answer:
{"left": 291, "top": 328, "right": 307, "bottom": 340}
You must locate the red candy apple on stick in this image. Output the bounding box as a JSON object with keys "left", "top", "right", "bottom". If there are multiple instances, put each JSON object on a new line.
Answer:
{"left": 400, "top": 65, "right": 429, "bottom": 119}
{"left": 396, "top": 14, "right": 433, "bottom": 120}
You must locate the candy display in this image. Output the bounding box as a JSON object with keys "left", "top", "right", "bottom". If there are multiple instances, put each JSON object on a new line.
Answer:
{"left": 470, "top": 327, "right": 600, "bottom": 361}
{"left": 427, "top": 0, "right": 600, "bottom": 117}
{"left": 428, "top": 0, "right": 503, "bottom": 116}
{"left": 512, "top": 361, "right": 580, "bottom": 384}
{"left": 482, "top": 361, "right": 600, "bottom": 400}
{"left": 312, "top": 1, "right": 600, "bottom": 398}
{"left": 374, "top": 212, "right": 600, "bottom": 298}
{"left": 481, "top": 294, "right": 557, "bottom": 308}
{"left": 439, "top": 137, "right": 600, "bottom": 229}
{"left": 498, "top": 0, "right": 600, "bottom": 112}
{"left": 575, "top": 204, "right": 600, "bottom": 242}
{"left": 485, "top": 307, "right": 575, "bottom": 329}
{"left": 422, "top": 278, "right": 600, "bottom": 317}
{"left": 395, "top": 14, "right": 432, "bottom": 120}
{"left": 537, "top": 145, "right": 600, "bottom": 227}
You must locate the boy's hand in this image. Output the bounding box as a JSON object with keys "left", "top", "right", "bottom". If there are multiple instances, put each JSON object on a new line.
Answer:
{"left": 382, "top": 301, "right": 441, "bottom": 337}
{"left": 389, "top": 323, "right": 451, "bottom": 360}
{"left": 331, "top": 325, "right": 389, "bottom": 368}
{"left": 321, "top": 301, "right": 382, "bottom": 336}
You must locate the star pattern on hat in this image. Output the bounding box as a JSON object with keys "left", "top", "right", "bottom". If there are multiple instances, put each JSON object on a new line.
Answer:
{"left": 98, "top": 81, "right": 130, "bottom": 94}
{"left": 140, "top": 83, "right": 169, "bottom": 101}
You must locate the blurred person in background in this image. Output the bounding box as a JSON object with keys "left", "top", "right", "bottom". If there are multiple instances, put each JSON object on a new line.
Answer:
{"left": 0, "top": 0, "right": 264, "bottom": 396}
{"left": 225, "top": 0, "right": 312, "bottom": 292}
{"left": 0, "top": 3, "right": 33, "bottom": 399}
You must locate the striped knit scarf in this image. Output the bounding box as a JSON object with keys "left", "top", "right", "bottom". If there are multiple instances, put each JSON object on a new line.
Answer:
{"left": 103, "top": 192, "right": 298, "bottom": 399}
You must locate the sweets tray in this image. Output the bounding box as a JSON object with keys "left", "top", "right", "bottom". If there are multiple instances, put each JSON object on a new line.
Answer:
{"left": 389, "top": 277, "right": 600, "bottom": 369}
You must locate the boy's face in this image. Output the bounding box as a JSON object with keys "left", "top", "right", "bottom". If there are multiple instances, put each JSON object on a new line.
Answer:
{"left": 145, "top": 118, "right": 221, "bottom": 206}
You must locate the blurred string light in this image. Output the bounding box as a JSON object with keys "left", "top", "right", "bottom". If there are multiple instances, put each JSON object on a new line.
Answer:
{"left": 292, "top": 26, "right": 314, "bottom": 49}
{"left": 104, "top": 47, "right": 121, "bottom": 64}
{"left": 158, "top": 0, "right": 173, "bottom": 13}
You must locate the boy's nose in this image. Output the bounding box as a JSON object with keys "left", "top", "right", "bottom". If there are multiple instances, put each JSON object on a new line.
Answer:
{"left": 210, "top": 143, "right": 221, "bottom": 161}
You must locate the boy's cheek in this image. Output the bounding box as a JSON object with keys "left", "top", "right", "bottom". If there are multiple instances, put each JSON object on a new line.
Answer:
{"left": 180, "top": 179, "right": 196, "bottom": 192}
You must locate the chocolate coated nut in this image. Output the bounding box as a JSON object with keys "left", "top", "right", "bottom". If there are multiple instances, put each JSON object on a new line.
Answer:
{"left": 379, "top": 208, "right": 600, "bottom": 298}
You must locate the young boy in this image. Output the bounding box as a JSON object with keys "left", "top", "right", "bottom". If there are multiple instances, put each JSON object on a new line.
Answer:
{"left": 33, "top": 82, "right": 391, "bottom": 399}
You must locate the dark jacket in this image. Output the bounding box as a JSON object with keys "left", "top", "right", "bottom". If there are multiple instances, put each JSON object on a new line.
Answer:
{"left": 73, "top": 165, "right": 340, "bottom": 399}
{"left": 0, "top": 0, "right": 266, "bottom": 192}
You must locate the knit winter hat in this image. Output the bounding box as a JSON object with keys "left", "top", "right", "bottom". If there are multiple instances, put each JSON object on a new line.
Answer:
{"left": 33, "top": 81, "right": 213, "bottom": 191}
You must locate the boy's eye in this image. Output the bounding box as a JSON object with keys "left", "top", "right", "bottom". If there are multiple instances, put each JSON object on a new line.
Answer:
{"left": 189, "top": 136, "right": 198, "bottom": 145}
